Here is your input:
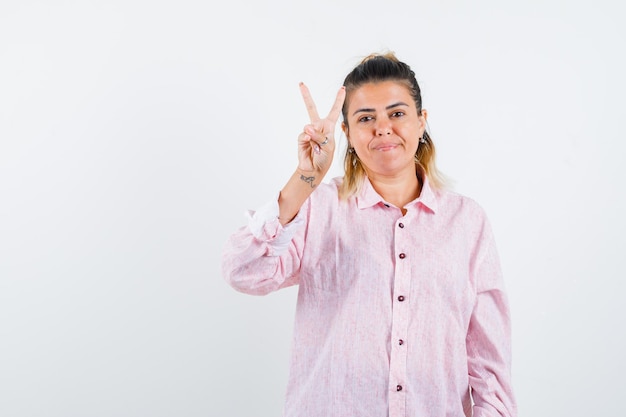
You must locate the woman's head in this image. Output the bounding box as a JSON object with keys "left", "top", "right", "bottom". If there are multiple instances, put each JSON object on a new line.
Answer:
{"left": 339, "top": 52, "right": 445, "bottom": 198}
{"left": 342, "top": 53, "right": 424, "bottom": 126}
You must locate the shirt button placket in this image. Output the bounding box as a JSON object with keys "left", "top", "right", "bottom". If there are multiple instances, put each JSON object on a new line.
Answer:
{"left": 389, "top": 219, "right": 409, "bottom": 417}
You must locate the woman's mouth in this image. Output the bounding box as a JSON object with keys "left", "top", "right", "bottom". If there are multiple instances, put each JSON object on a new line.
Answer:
{"left": 374, "top": 143, "right": 399, "bottom": 151}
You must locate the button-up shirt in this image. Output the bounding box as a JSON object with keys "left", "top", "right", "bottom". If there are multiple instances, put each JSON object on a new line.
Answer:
{"left": 221, "top": 174, "right": 516, "bottom": 417}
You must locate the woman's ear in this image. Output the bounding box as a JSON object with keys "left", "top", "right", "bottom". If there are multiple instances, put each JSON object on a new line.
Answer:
{"left": 420, "top": 109, "right": 428, "bottom": 132}
{"left": 342, "top": 121, "right": 349, "bottom": 137}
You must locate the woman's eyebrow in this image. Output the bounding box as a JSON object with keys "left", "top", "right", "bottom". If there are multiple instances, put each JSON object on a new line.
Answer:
{"left": 352, "top": 102, "right": 409, "bottom": 116}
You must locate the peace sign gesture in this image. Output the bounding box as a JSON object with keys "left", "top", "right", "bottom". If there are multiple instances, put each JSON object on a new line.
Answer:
{"left": 297, "top": 82, "right": 346, "bottom": 175}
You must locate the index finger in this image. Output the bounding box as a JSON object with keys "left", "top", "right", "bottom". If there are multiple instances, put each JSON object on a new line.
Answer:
{"left": 326, "top": 86, "right": 346, "bottom": 124}
{"left": 299, "top": 82, "right": 320, "bottom": 122}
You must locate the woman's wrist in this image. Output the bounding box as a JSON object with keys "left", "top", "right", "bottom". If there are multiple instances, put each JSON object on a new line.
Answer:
{"left": 295, "top": 166, "right": 329, "bottom": 188}
{"left": 278, "top": 168, "right": 326, "bottom": 225}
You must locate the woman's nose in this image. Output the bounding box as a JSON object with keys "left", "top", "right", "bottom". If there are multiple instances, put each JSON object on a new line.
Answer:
{"left": 376, "top": 118, "right": 392, "bottom": 136}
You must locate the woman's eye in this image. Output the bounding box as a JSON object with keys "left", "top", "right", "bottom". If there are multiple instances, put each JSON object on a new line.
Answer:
{"left": 391, "top": 111, "right": 405, "bottom": 118}
{"left": 358, "top": 116, "right": 373, "bottom": 123}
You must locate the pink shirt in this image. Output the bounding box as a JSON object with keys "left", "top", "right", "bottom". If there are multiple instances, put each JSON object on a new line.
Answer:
{"left": 221, "top": 174, "right": 516, "bottom": 417}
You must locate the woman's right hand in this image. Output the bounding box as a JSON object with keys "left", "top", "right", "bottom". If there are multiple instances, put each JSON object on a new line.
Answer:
{"left": 297, "top": 83, "right": 346, "bottom": 174}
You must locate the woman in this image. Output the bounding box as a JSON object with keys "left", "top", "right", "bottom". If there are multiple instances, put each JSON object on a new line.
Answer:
{"left": 221, "top": 52, "right": 517, "bottom": 417}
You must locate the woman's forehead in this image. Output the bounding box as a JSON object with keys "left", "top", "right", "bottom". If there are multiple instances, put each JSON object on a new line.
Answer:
{"left": 347, "top": 81, "right": 415, "bottom": 110}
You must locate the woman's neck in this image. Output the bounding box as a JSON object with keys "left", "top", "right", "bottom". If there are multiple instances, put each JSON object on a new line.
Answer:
{"left": 367, "top": 168, "right": 422, "bottom": 212}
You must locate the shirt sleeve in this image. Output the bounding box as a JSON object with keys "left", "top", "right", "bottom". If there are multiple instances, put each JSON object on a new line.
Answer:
{"left": 221, "top": 194, "right": 306, "bottom": 296}
{"left": 466, "top": 213, "right": 517, "bottom": 417}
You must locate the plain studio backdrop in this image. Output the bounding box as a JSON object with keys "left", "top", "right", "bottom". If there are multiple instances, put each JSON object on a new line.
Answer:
{"left": 1, "top": 1, "right": 624, "bottom": 416}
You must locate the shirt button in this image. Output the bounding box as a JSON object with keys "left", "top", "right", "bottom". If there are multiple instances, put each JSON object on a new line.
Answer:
{"left": 399, "top": 253, "right": 406, "bottom": 259}
{"left": 398, "top": 222, "right": 404, "bottom": 228}
{"left": 396, "top": 385, "right": 403, "bottom": 391}
{"left": 399, "top": 339, "right": 404, "bottom": 345}
{"left": 398, "top": 295, "right": 405, "bottom": 302}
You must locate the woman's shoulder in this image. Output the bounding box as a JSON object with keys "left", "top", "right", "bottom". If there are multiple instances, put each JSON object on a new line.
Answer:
{"left": 434, "top": 186, "right": 490, "bottom": 219}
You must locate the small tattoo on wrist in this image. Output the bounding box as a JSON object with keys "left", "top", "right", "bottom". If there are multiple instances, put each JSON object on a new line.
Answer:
{"left": 300, "top": 174, "right": 316, "bottom": 188}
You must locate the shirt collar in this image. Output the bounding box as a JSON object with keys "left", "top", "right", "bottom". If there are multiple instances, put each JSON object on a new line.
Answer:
{"left": 356, "top": 167, "right": 438, "bottom": 213}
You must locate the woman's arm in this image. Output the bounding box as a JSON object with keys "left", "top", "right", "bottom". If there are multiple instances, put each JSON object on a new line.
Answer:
{"left": 221, "top": 83, "right": 345, "bottom": 295}
{"left": 278, "top": 83, "right": 345, "bottom": 225}
{"left": 221, "top": 197, "right": 306, "bottom": 295}
{"left": 466, "top": 214, "right": 517, "bottom": 417}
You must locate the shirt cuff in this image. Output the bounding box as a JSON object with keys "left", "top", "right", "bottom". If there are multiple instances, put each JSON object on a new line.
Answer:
{"left": 245, "top": 195, "right": 304, "bottom": 256}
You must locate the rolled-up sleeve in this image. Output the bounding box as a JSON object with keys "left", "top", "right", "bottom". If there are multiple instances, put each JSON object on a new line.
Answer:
{"left": 466, "top": 214, "right": 517, "bottom": 417}
{"left": 221, "top": 195, "right": 306, "bottom": 296}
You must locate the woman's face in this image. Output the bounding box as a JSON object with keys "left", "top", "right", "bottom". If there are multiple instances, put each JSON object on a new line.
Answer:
{"left": 343, "top": 81, "right": 426, "bottom": 178}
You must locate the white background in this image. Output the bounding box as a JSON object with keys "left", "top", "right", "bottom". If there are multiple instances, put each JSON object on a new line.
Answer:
{"left": 1, "top": 1, "right": 624, "bottom": 416}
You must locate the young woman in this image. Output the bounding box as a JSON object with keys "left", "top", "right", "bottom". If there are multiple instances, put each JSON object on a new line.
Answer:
{"left": 221, "top": 52, "right": 517, "bottom": 417}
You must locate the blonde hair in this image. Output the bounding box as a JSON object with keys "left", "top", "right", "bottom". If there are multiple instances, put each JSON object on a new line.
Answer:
{"left": 339, "top": 52, "right": 447, "bottom": 199}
